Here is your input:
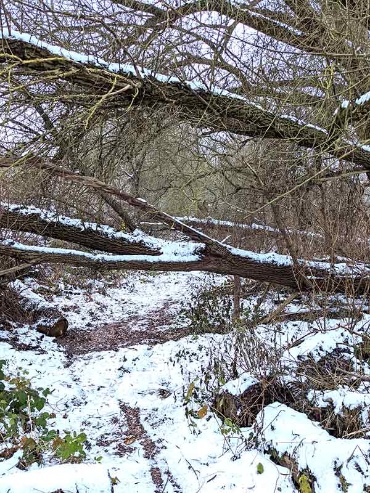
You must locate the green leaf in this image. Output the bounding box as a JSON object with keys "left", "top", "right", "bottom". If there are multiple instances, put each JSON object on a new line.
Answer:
{"left": 34, "top": 396, "right": 46, "bottom": 411}
{"left": 257, "top": 463, "right": 264, "bottom": 474}
{"left": 35, "top": 412, "right": 51, "bottom": 428}
{"left": 42, "top": 388, "right": 51, "bottom": 397}
{"left": 41, "top": 429, "right": 58, "bottom": 442}
{"left": 16, "top": 390, "right": 27, "bottom": 407}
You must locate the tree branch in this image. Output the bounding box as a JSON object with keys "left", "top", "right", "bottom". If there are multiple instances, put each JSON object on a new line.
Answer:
{"left": 1, "top": 32, "right": 370, "bottom": 169}
{"left": 0, "top": 204, "right": 159, "bottom": 255}
{"left": 1, "top": 238, "right": 369, "bottom": 294}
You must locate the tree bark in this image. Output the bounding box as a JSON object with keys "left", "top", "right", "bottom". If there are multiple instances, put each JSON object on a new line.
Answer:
{"left": 1, "top": 239, "right": 369, "bottom": 294}
{"left": 1, "top": 34, "right": 370, "bottom": 170}
{"left": 0, "top": 205, "right": 159, "bottom": 256}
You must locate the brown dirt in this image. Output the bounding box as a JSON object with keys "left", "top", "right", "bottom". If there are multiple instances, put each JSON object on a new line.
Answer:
{"left": 57, "top": 304, "right": 191, "bottom": 355}
{"left": 119, "top": 403, "right": 183, "bottom": 493}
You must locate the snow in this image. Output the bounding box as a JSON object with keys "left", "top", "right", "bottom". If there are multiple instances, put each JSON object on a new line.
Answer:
{"left": 0, "top": 272, "right": 295, "bottom": 492}
{"left": 221, "top": 374, "right": 259, "bottom": 395}
{"left": 0, "top": 29, "right": 246, "bottom": 103}
{"left": 227, "top": 244, "right": 293, "bottom": 266}
{"left": 247, "top": 10, "right": 302, "bottom": 36}
{"left": 0, "top": 464, "right": 112, "bottom": 493}
{"left": 257, "top": 403, "right": 370, "bottom": 493}
{"left": 280, "top": 114, "right": 328, "bottom": 134}
{"left": 52, "top": 271, "right": 207, "bottom": 331}
{"left": 11, "top": 279, "right": 50, "bottom": 308}
{"left": 285, "top": 326, "right": 361, "bottom": 362}
{"left": 1, "top": 271, "right": 370, "bottom": 492}
{"left": 309, "top": 387, "right": 370, "bottom": 413}
{"left": 356, "top": 91, "right": 370, "bottom": 106}
{"left": 341, "top": 89, "right": 370, "bottom": 111}
{"left": 226, "top": 243, "right": 370, "bottom": 274}
{"left": 0, "top": 238, "right": 203, "bottom": 263}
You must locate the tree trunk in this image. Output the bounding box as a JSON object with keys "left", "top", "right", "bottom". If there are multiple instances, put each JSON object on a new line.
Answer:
{"left": 1, "top": 34, "right": 370, "bottom": 170}
{"left": 1, "top": 239, "right": 369, "bottom": 295}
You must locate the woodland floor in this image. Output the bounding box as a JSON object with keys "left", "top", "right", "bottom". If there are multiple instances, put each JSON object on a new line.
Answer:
{"left": 0, "top": 271, "right": 370, "bottom": 493}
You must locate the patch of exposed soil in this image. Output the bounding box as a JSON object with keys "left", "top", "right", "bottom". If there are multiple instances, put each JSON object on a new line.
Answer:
{"left": 0, "top": 332, "right": 47, "bottom": 353}
{"left": 119, "top": 403, "right": 182, "bottom": 493}
{"left": 57, "top": 305, "right": 191, "bottom": 355}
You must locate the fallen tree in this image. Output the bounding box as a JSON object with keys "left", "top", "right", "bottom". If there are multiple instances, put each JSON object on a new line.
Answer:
{"left": 1, "top": 5, "right": 370, "bottom": 296}
{"left": 2, "top": 237, "right": 370, "bottom": 294}
{"left": 1, "top": 186, "right": 369, "bottom": 294}
{"left": 0, "top": 203, "right": 159, "bottom": 256}
{"left": 1, "top": 30, "right": 370, "bottom": 170}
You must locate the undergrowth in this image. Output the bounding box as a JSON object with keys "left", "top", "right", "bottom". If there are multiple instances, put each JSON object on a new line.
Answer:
{"left": 180, "top": 280, "right": 370, "bottom": 442}
{"left": 0, "top": 359, "right": 87, "bottom": 469}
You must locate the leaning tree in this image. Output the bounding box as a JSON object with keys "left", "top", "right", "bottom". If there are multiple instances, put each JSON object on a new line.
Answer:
{"left": 1, "top": 0, "right": 370, "bottom": 293}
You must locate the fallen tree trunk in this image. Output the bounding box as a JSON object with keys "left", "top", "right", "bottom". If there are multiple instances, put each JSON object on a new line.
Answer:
{"left": 0, "top": 204, "right": 158, "bottom": 256}
{"left": 1, "top": 239, "right": 370, "bottom": 294}
{"left": 1, "top": 165, "right": 369, "bottom": 294}
{"left": 11, "top": 280, "right": 68, "bottom": 337}
{"left": 0, "top": 261, "right": 35, "bottom": 284}
{"left": 1, "top": 31, "right": 370, "bottom": 169}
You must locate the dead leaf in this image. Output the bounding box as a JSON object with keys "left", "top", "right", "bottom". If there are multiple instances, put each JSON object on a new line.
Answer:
{"left": 197, "top": 405, "right": 208, "bottom": 418}
{"left": 124, "top": 435, "right": 137, "bottom": 445}
{"left": 186, "top": 381, "right": 195, "bottom": 400}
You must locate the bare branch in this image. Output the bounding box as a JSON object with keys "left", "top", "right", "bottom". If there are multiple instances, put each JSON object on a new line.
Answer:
{"left": 1, "top": 33, "right": 370, "bottom": 169}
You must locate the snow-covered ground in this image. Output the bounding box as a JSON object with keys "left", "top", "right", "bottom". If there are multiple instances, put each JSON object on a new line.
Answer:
{"left": 0, "top": 271, "right": 370, "bottom": 492}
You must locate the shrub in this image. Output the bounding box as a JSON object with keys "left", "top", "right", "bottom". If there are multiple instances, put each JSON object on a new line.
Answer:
{"left": 181, "top": 282, "right": 233, "bottom": 334}
{"left": 0, "top": 360, "right": 87, "bottom": 468}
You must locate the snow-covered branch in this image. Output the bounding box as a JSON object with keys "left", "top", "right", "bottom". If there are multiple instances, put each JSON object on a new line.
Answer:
{"left": 1, "top": 238, "right": 370, "bottom": 294}
{"left": 0, "top": 203, "right": 160, "bottom": 256}
{"left": 1, "top": 31, "right": 370, "bottom": 169}
{"left": 175, "top": 216, "right": 322, "bottom": 239}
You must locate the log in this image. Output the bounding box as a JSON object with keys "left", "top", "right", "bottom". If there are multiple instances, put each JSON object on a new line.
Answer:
{"left": 11, "top": 281, "right": 68, "bottom": 337}
{"left": 0, "top": 260, "right": 35, "bottom": 284}
{"left": 1, "top": 171, "right": 369, "bottom": 295}
{"left": 2, "top": 238, "right": 370, "bottom": 294}
{"left": 0, "top": 204, "right": 158, "bottom": 256}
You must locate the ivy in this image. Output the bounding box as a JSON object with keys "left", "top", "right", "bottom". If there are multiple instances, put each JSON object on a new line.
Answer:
{"left": 0, "top": 360, "right": 87, "bottom": 468}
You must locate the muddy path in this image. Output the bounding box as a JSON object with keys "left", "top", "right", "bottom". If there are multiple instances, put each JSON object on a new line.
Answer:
{"left": 57, "top": 302, "right": 192, "bottom": 355}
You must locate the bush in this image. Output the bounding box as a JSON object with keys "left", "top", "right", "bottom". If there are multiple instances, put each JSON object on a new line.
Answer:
{"left": 0, "top": 360, "right": 87, "bottom": 468}
{"left": 181, "top": 282, "right": 233, "bottom": 334}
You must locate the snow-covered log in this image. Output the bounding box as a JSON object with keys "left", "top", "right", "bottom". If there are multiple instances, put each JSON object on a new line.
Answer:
{"left": 11, "top": 280, "right": 68, "bottom": 337}
{"left": 0, "top": 204, "right": 160, "bottom": 256}
{"left": 1, "top": 162, "right": 369, "bottom": 294}
{"left": 1, "top": 31, "right": 370, "bottom": 169}
{"left": 1, "top": 238, "right": 370, "bottom": 294}
{"left": 175, "top": 216, "right": 323, "bottom": 239}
